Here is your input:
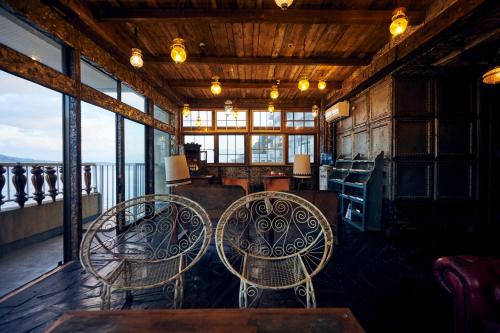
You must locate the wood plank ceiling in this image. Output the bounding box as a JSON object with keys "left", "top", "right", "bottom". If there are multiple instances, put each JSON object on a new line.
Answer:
{"left": 59, "top": 0, "right": 435, "bottom": 105}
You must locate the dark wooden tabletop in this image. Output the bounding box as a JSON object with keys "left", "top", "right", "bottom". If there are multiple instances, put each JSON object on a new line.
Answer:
{"left": 45, "top": 308, "right": 365, "bottom": 333}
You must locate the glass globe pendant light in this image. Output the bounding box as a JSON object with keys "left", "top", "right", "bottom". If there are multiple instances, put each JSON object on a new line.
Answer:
{"left": 298, "top": 76, "right": 310, "bottom": 92}
{"left": 182, "top": 104, "right": 190, "bottom": 118}
{"left": 270, "top": 81, "right": 280, "bottom": 100}
{"left": 275, "top": 0, "right": 293, "bottom": 10}
{"left": 268, "top": 102, "right": 275, "bottom": 113}
{"left": 224, "top": 100, "right": 233, "bottom": 116}
{"left": 129, "top": 28, "right": 143, "bottom": 68}
{"left": 171, "top": 38, "right": 187, "bottom": 64}
{"left": 211, "top": 76, "right": 222, "bottom": 95}
{"left": 317, "top": 79, "right": 327, "bottom": 90}
{"left": 311, "top": 105, "right": 319, "bottom": 118}
{"left": 195, "top": 111, "right": 202, "bottom": 127}
{"left": 389, "top": 7, "right": 408, "bottom": 36}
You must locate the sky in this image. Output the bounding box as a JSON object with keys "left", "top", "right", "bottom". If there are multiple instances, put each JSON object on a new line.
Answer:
{"left": 0, "top": 70, "right": 145, "bottom": 163}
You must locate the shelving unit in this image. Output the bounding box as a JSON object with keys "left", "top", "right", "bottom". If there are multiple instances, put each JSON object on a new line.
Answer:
{"left": 328, "top": 153, "right": 384, "bottom": 231}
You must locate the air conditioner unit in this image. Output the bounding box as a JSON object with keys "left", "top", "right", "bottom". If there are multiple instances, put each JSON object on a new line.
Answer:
{"left": 325, "top": 101, "right": 349, "bottom": 123}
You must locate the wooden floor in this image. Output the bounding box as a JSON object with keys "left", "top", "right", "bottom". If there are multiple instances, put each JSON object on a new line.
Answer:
{"left": 0, "top": 224, "right": 497, "bottom": 333}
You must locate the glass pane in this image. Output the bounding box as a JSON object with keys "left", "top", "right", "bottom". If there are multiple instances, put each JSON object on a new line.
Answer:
{"left": 219, "top": 135, "right": 244, "bottom": 164}
{"left": 121, "top": 83, "right": 145, "bottom": 112}
{"left": 124, "top": 119, "right": 145, "bottom": 200}
{"left": 0, "top": 69, "right": 63, "bottom": 296}
{"left": 288, "top": 135, "right": 314, "bottom": 163}
{"left": 305, "top": 112, "right": 314, "bottom": 121}
{"left": 154, "top": 129, "right": 170, "bottom": 194}
{"left": 251, "top": 135, "right": 282, "bottom": 163}
{"left": 183, "top": 135, "right": 215, "bottom": 163}
{"left": 183, "top": 111, "right": 212, "bottom": 128}
{"left": 154, "top": 105, "right": 170, "bottom": 124}
{"left": 81, "top": 60, "right": 117, "bottom": 98}
{"left": 0, "top": 9, "right": 62, "bottom": 72}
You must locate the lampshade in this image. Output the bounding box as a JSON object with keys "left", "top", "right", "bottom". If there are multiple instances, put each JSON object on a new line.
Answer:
{"left": 165, "top": 155, "right": 191, "bottom": 187}
{"left": 483, "top": 66, "right": 500, "bottom": 84}
{"left": 293, "top": 154, "right": 312, "bottom": 179}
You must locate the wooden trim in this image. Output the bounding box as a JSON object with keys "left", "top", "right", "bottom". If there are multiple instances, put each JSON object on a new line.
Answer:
{"left": 153, "top": 57, "right": 368, "bottom": 67}
{"left": 169, "top": 80, "right": 342, "bottom": 89}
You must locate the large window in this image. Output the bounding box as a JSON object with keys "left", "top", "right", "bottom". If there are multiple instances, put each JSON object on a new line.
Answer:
{"left": 154, "top": 105, "right": 171, "bottom": 124}
{"left": 216, "top": 111, "right": 246, "bottom": 129}
{"left": 184, "top": 135, "right": 215, "bottom": 163}
{"left": 288, "top": 135, "right": 314, "bottom": 163}
{"left": 251, "top": 135, "right": 283, "bottom": 164}
{"left": 253, "top": 111, "right": 281, "bottom": 130}
{"left": 219, "top": 135, "right": 245, "bottom": 164}
{"left": 81, "top": 59, "right": 118, "bottom": 98}
{"left": 124, "top": 119, "right": 145, "bottom": 200}
{"left": 121, "top": 83, "right": 145, "bottom": 112}
{"left": 286, "top": 111, "right": 315, "bottom": 129}
{"left": 154, "top": 129, "right": 171, "bottom": 194}
{"left": 0, "top": 8, "right": 62, "bottom": 72}
{"left": 183, "top": 110, "right": 212, "bottom": 128}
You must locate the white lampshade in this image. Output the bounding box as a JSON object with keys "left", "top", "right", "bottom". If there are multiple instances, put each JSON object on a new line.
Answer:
{"left": 165, "top": 155, "right": 191, "bottom": 187}
{"left": 293, "top": 154, "right": 312, "bottom": 179}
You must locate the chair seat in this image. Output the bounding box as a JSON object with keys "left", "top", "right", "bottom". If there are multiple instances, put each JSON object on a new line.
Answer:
{"left": 243, "top": 254, "right": 308, "bottom": 289}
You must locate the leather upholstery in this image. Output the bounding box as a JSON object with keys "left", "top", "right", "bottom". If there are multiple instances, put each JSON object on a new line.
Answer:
{"left": 434, "top": 256, "right": 500, "bottom": 333}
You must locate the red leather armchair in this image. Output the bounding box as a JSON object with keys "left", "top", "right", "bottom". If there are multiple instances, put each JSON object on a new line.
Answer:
{"left": 434, "top": 256, "right": 500, "bottom": 333}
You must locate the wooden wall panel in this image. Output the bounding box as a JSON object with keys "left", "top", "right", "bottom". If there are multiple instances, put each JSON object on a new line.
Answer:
{"left": 436, "top": 161, "right": 473, "bottom": 199}
{"left": 395, "top": 77, "right": 432, "bottom": 115}
{"left": 341, "top": 134, "right": 353, "bottom": 158}
{"left": 370, "top": 123, "right": 391, "bottom": 159}
{"left": 395, "top": 120, "right": 432, "bottom": 156}
{"left": 437, "top": 120, "right": 474, "bottom": 156}
{"left": 438, "top": 77, "right": 474, "bottom": 115}
{"left": 352, "top": 94, "right": 368, "bottom": 127}
{"left": 394, "top": 162, "right": 433, "bottom": 199}
{"left": 369, "top": 78, "right": 392, "bottom": 121}
{"left": 353, "top": 130, "right": 368, "bottom": 158}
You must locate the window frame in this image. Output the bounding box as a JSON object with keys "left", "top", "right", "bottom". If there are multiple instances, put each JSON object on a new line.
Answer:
{"left": 182, "top": 109, "right": 214, "bottom": 130}
{"left": 182, "top": 134, "right": 216, "bottom": 164}
{"left": 251, "top": 110, "right": 282, "bottom": 131}
{"left": 287, "top": 134, "right": 316, "bottom": 164}
{"left": 215, "top": 109, "right": 248, "bottom": 131}
{"left": 218, "top": 134, "right": 246, "bottom": 165}
{"left": 285, "top": 111, "right": 317, "bottom": 132}
{"left": 250, "top": 134, "right": 285, "bottom": 165}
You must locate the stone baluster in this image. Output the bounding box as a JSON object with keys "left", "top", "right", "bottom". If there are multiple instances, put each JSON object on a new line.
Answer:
{"left": 83, "top": 165, "right": 92, "bottom": 195}
{"left": 0, "top": 165, "right": 6, "bottom": 208}
{"left": 31, "top": 165, "right": 45, "bottom": 205}
{"left": 11, "top": 163, "right": 28, "bottom": 208}
{"left": 45, "top": 166, "right": 58, "bottom": 202}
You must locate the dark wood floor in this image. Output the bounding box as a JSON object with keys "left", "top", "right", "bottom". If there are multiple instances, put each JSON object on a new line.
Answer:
{"left": 0, "top": 224, "right": 497, "bottom": 333}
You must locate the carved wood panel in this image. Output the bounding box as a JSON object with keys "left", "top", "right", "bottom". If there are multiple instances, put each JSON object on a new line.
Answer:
{"left": 352, "top": 93, "right": 368, "bottom": 127}
{"left": 370, "top": 122, "right": 391, "bottom": 159}
{"left": 341, "top": 134, "right": 353, "bottom": 158}
{"left": 395, "top": 77, "right": 432, "bottom": 115}
{"left": 437, "top": 120, "right": 474, "bottom": 156}
{"left": 395, "top": 120, "right": 432, "bottom": 157}
{"left": 370, "top": 77, "right": 392, "bottom": 121}
{"left": 353, "top": 130, "right": 368, "bottom": 158}
{"left": 394, "top": 161, "right": 433, "bottom": 199}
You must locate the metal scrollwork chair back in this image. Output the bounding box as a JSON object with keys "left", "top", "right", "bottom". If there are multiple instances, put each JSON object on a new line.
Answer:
{"left": 216, "top": 191, "right": 334, "bottom": 308}
{"left": 80, "top": 194, "right": 212, "bottom": 309}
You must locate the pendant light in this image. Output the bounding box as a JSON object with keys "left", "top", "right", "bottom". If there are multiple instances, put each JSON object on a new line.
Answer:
{"left": 195, "top": 111, "right": 202, "bottom": 127}
{"left": 389, "top": 7, "right": 408, "bottom": 36}
{"left": 270, "top": 80, "right": 280, "bottom": 100}
{"left": 171, "top": 38, "right": 187, "bottom": 64}
{"left": 268, "top": 102, "right": 275, "bottom": 113}
{"left": 232, "top": 108, "right": 239, "bottom": 119}
{"left": 211, "top": 76, "right": 222, "bottom": 95}
{"left": 182, "top": 104, "right": 190, "bottom": 118}
{"left": 311, "top": 105, "right": 319, "bottom": 118}
{"left": 318, "top": 79, "right": 327, "bottom": 90}
{"left": 275, "top": 0, "right": 293, "bottom": 10}
{"left": 298, "top": 76, "right": 310, "bottom": 92}
{"left": 224, "top": 100, "right": 233, "bottom": 116}
{"left": 483, "top": 66, "right": 500, "bottom": 85}
{"left": 130, "top": 28, "right": 144, "bottom": 68}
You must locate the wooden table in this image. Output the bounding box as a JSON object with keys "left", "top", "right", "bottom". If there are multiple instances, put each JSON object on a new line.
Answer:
{"left": 262, "top": 175, "right": 292, "bottom": 192}
{"left": 190, "top": 175, "right": 215, "bottom": 185}
{"left": 46, "top": 308, "right": 365, "bottom": 333}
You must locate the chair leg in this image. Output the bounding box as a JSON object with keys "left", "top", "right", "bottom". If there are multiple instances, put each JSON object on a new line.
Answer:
{"left": 173, "top": 274, "right": 184, "bottom": 309}
{"left": 239, "top": 281, "right": 260, "bottom": 308}
{"left": 294, "top": 280, "right": 316, "bottom": 308}
{"left": 100, "top": 284, "right": 112, "bottom": 310}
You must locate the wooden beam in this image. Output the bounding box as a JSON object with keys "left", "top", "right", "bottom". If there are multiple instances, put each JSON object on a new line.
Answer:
{"left": 146, "top": 55, "right": 370, "bottom": 67}
{"left": 326, "top": 0, "right": 492, "bottom": 107}
{"left": 169, "top": 80, "right": 342, "bottom": 89}
{"left": 94, "top": 8, "right": 426, "bottom": 25}
{"left": 187, "top": 98, "right": 318, "bottom": 109}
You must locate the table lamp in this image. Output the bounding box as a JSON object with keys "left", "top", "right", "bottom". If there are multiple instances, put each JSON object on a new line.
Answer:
{"left": 165, "top": 155, "right": 191, "bottom": 187}
{"left": 293, "top": 154, "right": 312, "bottom": 178}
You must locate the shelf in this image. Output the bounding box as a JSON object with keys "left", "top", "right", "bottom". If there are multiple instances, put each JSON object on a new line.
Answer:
{"left": 349, "top": 169, "right": 371, "bottom": 173}
{"left": 344, "top": 181, "right": 365, "bottom": 188}
{"left": 339, "top": 194, "right": 364, "bottom": 203}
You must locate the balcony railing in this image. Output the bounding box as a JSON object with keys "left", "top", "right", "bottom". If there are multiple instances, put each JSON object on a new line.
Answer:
{"left": 0, "top": 162, "right": 145, "bottom": 212}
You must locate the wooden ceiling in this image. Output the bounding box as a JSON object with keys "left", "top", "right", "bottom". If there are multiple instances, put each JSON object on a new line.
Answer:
{"left": 51, "top": 0, "right": 436, "bottom": 105}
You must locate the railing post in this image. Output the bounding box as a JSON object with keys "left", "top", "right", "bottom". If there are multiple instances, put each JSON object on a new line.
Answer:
{"left": 11, "top": 163, "right": 28, "bottom": 208}
{"left": 31, "top": 165, "right": 45, "bottom": 205}
{"left": 45, "top": 166, "right": 58, "bottom": 202}
{"left": 83, "top": 164, "right": 92, "bottom": 195}
{"left": 0, "top": 165, "right": 5, "bottom": 209}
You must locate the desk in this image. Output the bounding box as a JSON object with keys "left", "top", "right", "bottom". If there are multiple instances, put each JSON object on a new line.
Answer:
{"left": 262, "top": 175, "right": 291, "bottom": 192}
{"left": 46, "top": 308, "right": 365, "bottom": 333}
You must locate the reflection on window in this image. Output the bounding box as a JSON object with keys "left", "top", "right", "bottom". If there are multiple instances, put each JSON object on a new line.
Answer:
{"left": 0, "top": 8, "right": 62, "bottom": 72}
{"left": 124, "top": 119, "right": 145, "bottom": 200}
{"left": 219, "top": 135, "right": 245, "bottom": 164}
{"left": 184, "top": 135, "right": 214, "bottom": 163}
{"left": 288, "top": 135, "right": 314, "bottom": 163}
{"left": 253, "top": 111, "right": 281, "bottom": 130}
{"left": 81, "top": 59, "right": 117, "bottom": 98}
{"left": 286, "top": 112, "right": 315, "bottom": 129}
{"left": 216, "top": 111, "right": 246, "bottom": 129}
{"left": 183, "top": 111, "right": 212, "bottom": 128}
{"left": 121, "top": 83, "right": 145, "bottom": 112}
{"left": 154, "top": 129, "right": 170, "bottom": 194}
{"left": 154, "top": 105, "right": 170, "bottom": 124}
{"left": 251, "top": 135, "right": 283, "bottom": 164}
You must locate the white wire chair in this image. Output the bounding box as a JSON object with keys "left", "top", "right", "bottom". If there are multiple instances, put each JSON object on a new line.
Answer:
{"left": 215, "top": 191, "right": 334, "bottom": 308}
{"left": 80, "top": 194, "right": 212, "bottom": 309}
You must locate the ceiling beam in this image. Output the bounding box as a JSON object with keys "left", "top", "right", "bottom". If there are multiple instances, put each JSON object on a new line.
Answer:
{"left": 146, "top": 56, "right": 370, "bottom": 66}
{"left": 168, "top": 80, "right": 342, "bottom": 89}
{"left": 94, "top": 8, "right": 426, "bottom": 25}
{"left": 186, "top": 98, "right": 319, "bottom": 109}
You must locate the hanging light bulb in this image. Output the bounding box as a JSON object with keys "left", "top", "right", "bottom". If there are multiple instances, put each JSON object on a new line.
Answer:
{"left": 298, "top": 76, "right": 310, "bottom": 92}
{"left": 130, "top": 48, "right": 143, "bottom": 68}
{"left": 275, "top": 0, "right": 293, "bottom": 10}
{"left": 224, "top": 100, "right": 233, "bottom": 116}
{"left": 389, "top": 7, "right": 408, "bottom": 36}
{"left": 268, "top": 102, "right": 275, "bottom": 113}
{"left": 270, "top": 84, "right": 279, "bottom": 100}
{"left": 318, "top": 79, "right": 327, "bottom": 90}
{"left": 311, "top": 105, "right": 319, "bottom": 118}
{"left": 171, "top": 38, "right": 187, "bottom": 64}
{"left": 182, "top": 104, "right": 190, "bottom": 118}
{"left": 195, "top": 112, "right": 202, "bottom": 127}
{"left": 482, "top": 66, "right": 500, "bottom": 85}
{"left": 232, "top": 109, "right": 239, "bottom": 119}
{"left": 211, "top": 76, "right": 222, "bottom": 95}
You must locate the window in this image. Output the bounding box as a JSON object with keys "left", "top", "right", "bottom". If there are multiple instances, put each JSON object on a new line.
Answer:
{"left": 219, "top": 135, "right": 245, "bottom": 164}
{"left": 121, "top": 83, "right": 145, "bottom": 112}
{"left": 154, "top": 105, "right": 171, "bottom": 124}
{"left": 184, "top": 135, "right": 215, "bottom": 163}
{"left": 216, "top": 111, "right": 246, "bottom": 129}
{"left": 251, "top": 135, "right": 283, "bottom": 164}
{"left": 124, "top": 119, "right": 145, "bottom": 200}
{"left": 183, "top": 110, "right": 212, "bottom": 128}
{"left": 253, "top": 111, "right": 281, "bottom": 130}
{"left": 286, "top": 111, "right": 315, "bottom": 129}
{"left": 154, "top": 129, "right": 171, "bottom": 194}
{"left": 288, "top": 135, "right": 314, "bottom": 163}
{"left": 81, "top": 59, "right": 117, "bottom": 98}
{"left": 0, "top": 8, "right": 63, "bottom": 72}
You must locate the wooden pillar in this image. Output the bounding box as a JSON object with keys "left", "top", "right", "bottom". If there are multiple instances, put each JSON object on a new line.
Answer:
{"left": 62, "top": 46, "right": 82, "bottom": 262}
{"left": 145, "top": 98, "right": 155, "bottom": 195}
{"left": 116, "top": 82, "right": 125, "bottom": 205}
